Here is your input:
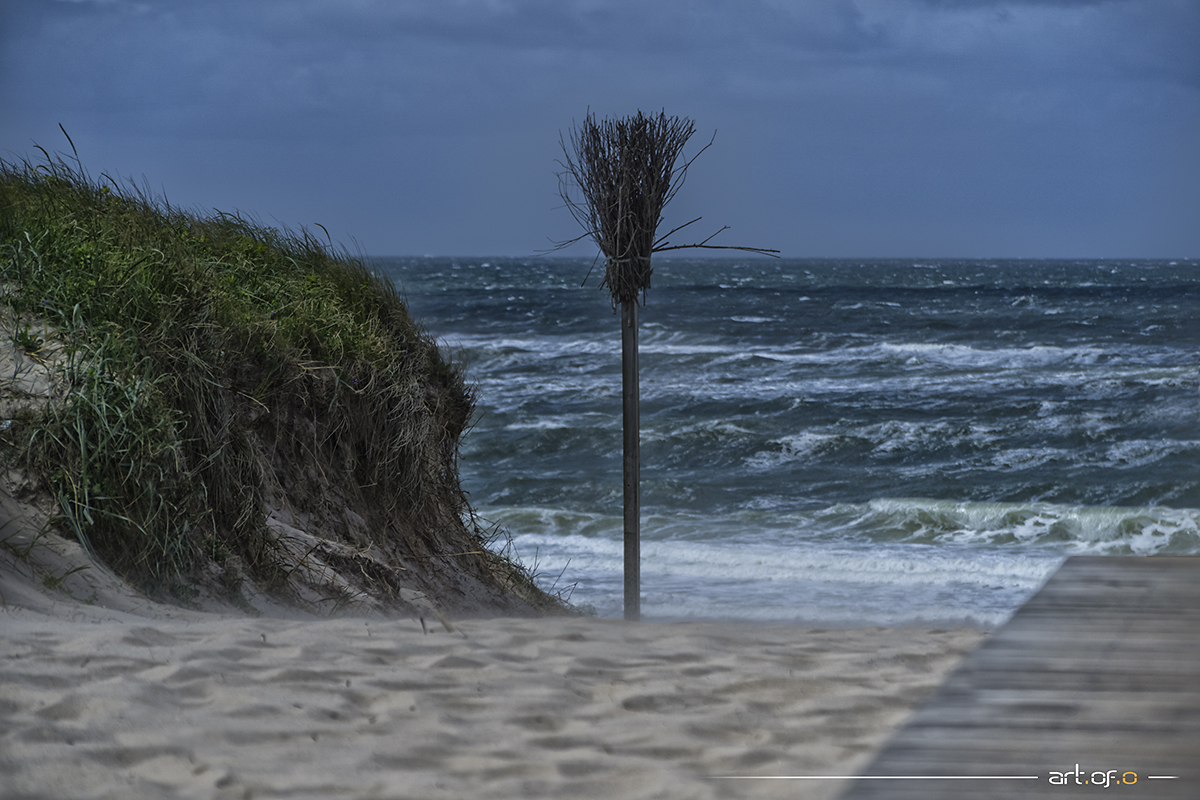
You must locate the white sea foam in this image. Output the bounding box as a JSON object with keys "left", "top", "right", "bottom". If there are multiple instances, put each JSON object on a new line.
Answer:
{"left": 643, "top": 420, "right": 754, "bottom": 444}
{"left": 1105, "top": 439, "right": 1195, "bottom": 468}
{"left": 989, "top": 447, "right": 1073, "bottom": 470}
{"left": 500, "top": 526, "right": 1057, "bottom": 626}
{"left": 744, "top": 431, "right": 848, "bottom": 468}
{"left": 479, "top": 497, "right": 1199, "bottom": 623}
{"left": 745, "top": 420, "right": 1007, "bottom": 469}
{"left": 505, "top": 416, "right": 591, "bottom": 431}
{"left": 846, "top": 498, "right": 1200, "bottom": 555}
{"left": 877, "top": 341, "right": 1109, "bottom": 368}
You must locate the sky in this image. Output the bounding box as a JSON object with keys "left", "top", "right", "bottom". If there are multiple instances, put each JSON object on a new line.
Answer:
{"left": 2, "top": 0, "right": 1198, "bottom": 259}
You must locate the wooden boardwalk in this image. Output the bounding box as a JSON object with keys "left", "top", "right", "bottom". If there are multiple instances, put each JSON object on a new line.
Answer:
{"left": 840, "top": 556, "right": 1200, "bottom": 799}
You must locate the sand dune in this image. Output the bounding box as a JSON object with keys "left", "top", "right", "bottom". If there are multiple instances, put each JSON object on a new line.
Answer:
{"left": 0, "top": 592, "right": 983, "bottom": 800}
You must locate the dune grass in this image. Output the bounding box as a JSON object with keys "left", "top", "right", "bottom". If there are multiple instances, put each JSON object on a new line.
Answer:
{"left": 0, "top": 146, "right": 541, "bottom": 607}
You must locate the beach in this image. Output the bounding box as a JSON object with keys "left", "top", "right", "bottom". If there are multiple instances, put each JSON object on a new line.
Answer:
{"left": 0, "top": 567, "right": 984, "bottom": 800}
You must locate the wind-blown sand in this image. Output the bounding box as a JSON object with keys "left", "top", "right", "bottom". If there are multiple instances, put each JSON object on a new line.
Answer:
{"left": 0, "top": 509, "right": 985, "bottom": 800}
{"left": 0, "top": 595, "right": 984, "bottom": 800}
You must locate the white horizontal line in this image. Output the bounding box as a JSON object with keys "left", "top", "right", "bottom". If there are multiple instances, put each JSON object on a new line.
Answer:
{"left": 709, "top": 776, "right": 1041, "bottom": 781}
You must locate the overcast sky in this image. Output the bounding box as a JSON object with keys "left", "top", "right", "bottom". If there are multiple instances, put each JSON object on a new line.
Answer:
{"left": 2, "top": 0, "right": 1198, "bottom": 259}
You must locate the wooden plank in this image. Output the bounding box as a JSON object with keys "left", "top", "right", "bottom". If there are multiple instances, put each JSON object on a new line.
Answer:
{"left": 911, "top": 697, "right": 1200, "bottom": 730}
{"left": 839, "top": 556, "right": 1200, "bottom": 800}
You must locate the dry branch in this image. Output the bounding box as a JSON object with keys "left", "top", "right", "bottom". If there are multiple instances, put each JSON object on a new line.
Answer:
{"left": 554, "top": 110, "right": 778, "bottom": 307}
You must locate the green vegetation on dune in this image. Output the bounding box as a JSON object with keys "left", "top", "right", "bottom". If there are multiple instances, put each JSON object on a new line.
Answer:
{"left": 0, "top": 147, "right": 559, "bottom": 614}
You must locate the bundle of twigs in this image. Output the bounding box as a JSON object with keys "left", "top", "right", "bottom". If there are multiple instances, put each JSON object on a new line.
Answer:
{"left": 557, "top": 111, "right": 694, "bottom": 306}
{"left": 556, "top": 110, "right": 777, "bottom": 307}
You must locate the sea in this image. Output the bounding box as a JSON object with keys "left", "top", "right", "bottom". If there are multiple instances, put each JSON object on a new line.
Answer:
{"left": 377, "top": 256, "right": 1200, "bottom": 628}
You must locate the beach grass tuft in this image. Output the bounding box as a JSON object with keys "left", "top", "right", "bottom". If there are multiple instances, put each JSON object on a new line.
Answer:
{"left": 0, "top": 145, "right": 557, "bottom": 611}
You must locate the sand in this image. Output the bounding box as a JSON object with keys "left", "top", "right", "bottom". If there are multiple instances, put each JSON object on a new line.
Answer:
{"left": 0, "top": 595, "right": 984, "bottom": 800}
{"left": 0, "top": 285, "right": 988, "bottom": 798}
{"left": 0, "top": 497, "right": 985, "bottom": 800}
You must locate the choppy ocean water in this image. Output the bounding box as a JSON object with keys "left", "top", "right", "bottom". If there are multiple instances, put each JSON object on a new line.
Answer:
{"left": 378, "top": 257, "right": 1200, "bottom": 627}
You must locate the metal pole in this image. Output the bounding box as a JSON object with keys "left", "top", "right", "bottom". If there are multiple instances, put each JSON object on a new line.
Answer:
{"left": 621, "top": 298, "right": 641, "bottom": 621}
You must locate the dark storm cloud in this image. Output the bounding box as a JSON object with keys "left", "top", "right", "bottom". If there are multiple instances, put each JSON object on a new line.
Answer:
{"left": 2, "top": 0, "right": 1197, "bottom": 256}
{"left": 6, "top": 1, "right": 898, "bottom": 134}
